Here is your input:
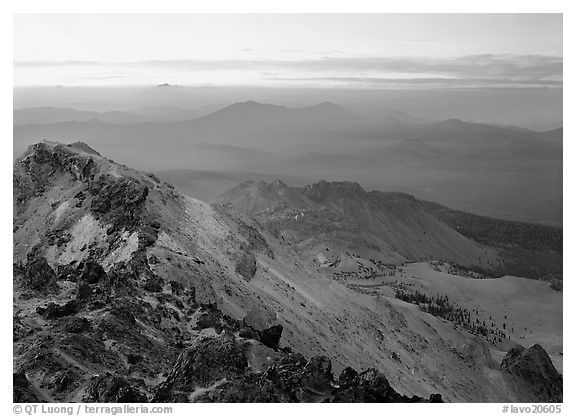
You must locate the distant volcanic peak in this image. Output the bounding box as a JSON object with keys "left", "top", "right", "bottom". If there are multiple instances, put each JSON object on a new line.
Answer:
{"left": 311, "top": 101, "right": 342, "bottom": 109}
{"left": 302, "top": 101, "right": 355, "bottom": 115}
{"left": 231, "top": 101, "right": 288, "bottom": 111}
{"left": 437, "top": 118, "right": 469, "bottom": 128}
{"left": 435, "top": 118, "right": 496, "bottom": 131}
{"left": 207, "top": 101, "right": 292, "bottom": 119}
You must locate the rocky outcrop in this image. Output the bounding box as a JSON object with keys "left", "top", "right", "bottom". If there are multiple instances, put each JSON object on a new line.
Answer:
{"left": 240, "top": 308, "right": 283, "bottom": 349}
{"left": 156, "top": 339, "right": 439, "bottom": 403}
{"left": 84, "top": 374, "right": 148, "bottom": 403}
{"left": 21, "top": 253, "right": 59, "bottom": 293}
{"left": 13, "top": 372, "right": 42, "bottom": 403}
{"left": 88, "top": 175, "right": 148, "bottom": 229}
{"left": 14, "top": 143, "right": 95, "bottom": 206}
{"left": 154, "top": 332, "right": 249, "bottom": 402}
{"left": 501, "top": 344, "right": 563, "bottom": 402}
{"left": 78, "top": 261, "right": 106, "bottom": 284}
{"left": 235, "top": 251, "right": 257, "bottom": 281}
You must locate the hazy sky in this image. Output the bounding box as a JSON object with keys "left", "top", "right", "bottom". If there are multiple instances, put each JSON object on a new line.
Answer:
{"left": 14, "top": 14, "right": 562, "bottom": 88}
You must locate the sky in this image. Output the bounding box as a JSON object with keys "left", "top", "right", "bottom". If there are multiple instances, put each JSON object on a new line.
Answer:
{"left": 13, "top": 14, "right": 563, "bottom": 88}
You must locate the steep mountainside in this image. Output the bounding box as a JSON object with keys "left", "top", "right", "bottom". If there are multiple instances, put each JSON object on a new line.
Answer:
{"left": 13, "top": 142, "right": 561, "bottom": 403}
{"left": 216, "top": 180, "right": 561, "bottom": 281}
{"left": 419, "top": 200, "right": 562, "bottom": 279}
{"left": 216, "top": 180, "right": 499, "bottom": 269}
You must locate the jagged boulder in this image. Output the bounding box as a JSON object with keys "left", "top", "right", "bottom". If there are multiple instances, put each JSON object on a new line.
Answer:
{"left": 139, "top": 223, "right": 160, "bottom": 248}
{"left": 154, "top": 332, "right": 248, "bottom": 402}
{"left": 37, "top": 300, "right": 80, "bottom": 320}
{"left": 242, "top": 308, "right": 283, "bottom": 348}
{"left": 501, "top": 344, "right": 562, "bottom": 402}
{"left": 143, "top": 276, "right": 164, "bottom": 292}
{"left": 14, "top": 142, "right": 98, "bottom": 210}
{"left": 13, "top": 372, "right": 42, "bottom": 403}
{"left": 78, "top": 261, "right": 106, "bottom": 284}
{"left": 260, "top": 325, "right": 283, "bottom": 349}
{"left": 332, "top": 368, "right": 406, "bottom": 402}
{"left": 88, "top": 175, "right": 148, "bottom": 228}
{"left": 22, "top": 255, "right": 58, "bottom": 293}
{"left": 300, "top": 355, "right": 333, "bottom": 394}
{"left": 85, "top": 374, "right": 148, "bottom": 403}
{"left": 235, "top": 251, "right": 257, "bottom": 281}
{"left": 243, "top": 307, "right": 277, "bottom": 330}
{"left": 77, "top": 282, "right": 93, "bottom": 300}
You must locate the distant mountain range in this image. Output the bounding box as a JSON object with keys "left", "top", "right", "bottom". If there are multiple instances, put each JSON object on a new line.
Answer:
{"left": 13, "top": 101, "right": 562, "bottom": 226}
{"left": 13, "top": 105, "right": 218, "bottom": 126}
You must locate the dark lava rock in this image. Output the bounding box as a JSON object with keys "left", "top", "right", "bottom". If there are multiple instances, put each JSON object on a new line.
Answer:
{"left": 88, "top": 175, "right": 149, "bottom": 228}
{"left": 300, "top": 355, "right": 333, "bottom": 394}
{"left": 194, "top": 304, "right": 240, "bottom": 334}
{"left": 429, "top": 393, "right": 443, "bottom": 403}
{"left": 332, "top": 368, "right": 407, "bottom": 403}
{"left": 143, "top": 276, "right": 164, "bottom": 292}
{"left": 239, "top": 325, "right": 259, "bottom": 340}
{"left": 260, "top": 325, "right": 283, "bottom": 350}
{"left": 337, "top": 367, "right": 358, "bottom": 386}
{"left": 85, "top": 374, "right": 148, "bottom": 403}
{"left": 57, "top": 263, "right": 81, "bottom": 282}
{"left": 61, "top": 316, "right": 90, "bottom": 333}
{"left": 13, "top": 371, "right": 42, "bottom": 403}
{"left": 37, "top": 300, "right": 80, "bottom": 320}
{"left": 14, "top": 143, "right": 98, "bottom": 210}
{"left": 169, "top": 280, "right": 183, "bottom": 295}
{"left": 127, "top": 354, "right": 144, "bottom": 365}
{"left": 22, "top": 255, "right": 58, "bottom": 293}
{"left": 77, "top": 282, "right": 93, "bottom": 300}
{"left": 243, "top": 307, "right": 277, "bottom": 332}
{"left": 241, "top": 221, "right": 274, "bottom": 259}
{"left": 139, "top": 224, "right": 159, "bottom": 248}
{"left": 235, "top": 251, "right": 257, "bottom": 281}
{"left": 13, "top": 316, "right": 34, "bottom": 341}
{"left": 241, "top": 309, "right": 282, "bottom": 348}
{"left": 78, "top": 261, "right": 106, "bottom": 284}
{"left": 196, "top": 311, "right": 222, "bottom": 331}
{"left": 186, "top": 350, "right": 427, "bottom": 403}
{"left": 47, "top": 369, "right": 78, "bottom": 393}
{"left": 154, "top": 332, "right": 248, "bottom": 402}
{"left": 501, "top": 344, "right": 563, "bottom": 402}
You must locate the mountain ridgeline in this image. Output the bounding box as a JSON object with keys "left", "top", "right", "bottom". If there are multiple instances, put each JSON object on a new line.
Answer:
{"left": 214, "top": 179, "right": 561, "bottom": 280}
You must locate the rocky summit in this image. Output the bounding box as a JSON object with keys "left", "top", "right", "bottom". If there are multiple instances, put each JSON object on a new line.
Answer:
{"left": 13, "top": 141, "right": 561, "bottom": 403}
